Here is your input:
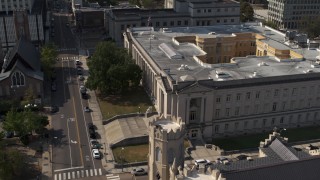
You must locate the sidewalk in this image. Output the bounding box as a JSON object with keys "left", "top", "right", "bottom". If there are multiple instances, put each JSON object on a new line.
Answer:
{"left": 41, "top": 116, "right": 52, "bottom": 180}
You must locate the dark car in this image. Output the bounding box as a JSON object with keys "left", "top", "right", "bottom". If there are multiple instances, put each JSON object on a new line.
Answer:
{"left": 50, "top": 106, "right": 59, "bottom": 113}
{"left": 77, "top": 68, "right": 82, "bottom": 75}
{"left": 88, "top": 123, "right": 94, "bottom": 130}
{"left": 81, "top": 92, "right": 88, "bottom": 99}
{"left": 236, "top": 155, "right": 249, "bottom": 161}
{"left": 5, "top": 131, "right": 14, "bottom": 138}
{"left": 89, "top": 128, "right": 96, "bottom": 139}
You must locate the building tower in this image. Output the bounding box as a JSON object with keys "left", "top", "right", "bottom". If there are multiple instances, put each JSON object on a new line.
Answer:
{"left": 148, "top": 116, "right": 185, "bottom": 180}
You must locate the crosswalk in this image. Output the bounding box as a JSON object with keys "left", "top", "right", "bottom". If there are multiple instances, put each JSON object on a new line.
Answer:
{"left": 57, "top": 48, "right": 77, "bottom": 52}
{"left": 54, "top": 168, "right": 103, "bottom": 180}
{"left": 106, "top": 174, "right": 120, "bottom": 180}
{"left": 58, "top": 56, "right": 79, "bottom": 61}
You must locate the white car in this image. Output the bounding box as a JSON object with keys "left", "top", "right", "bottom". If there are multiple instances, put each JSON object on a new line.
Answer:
{"left": 92, "top": 149, "right": 100, "bottom": 159}
{"left": 216, "top": 157, "right": 230, "bottom": 164}
{"left": 195, "top": 159, "right": 211, "bottom": 166}
{"left": 131, "top": 168, "right": 147, "bottom": 176}
{"left": 80, "top": 85, "right": 86, "bottom": 93}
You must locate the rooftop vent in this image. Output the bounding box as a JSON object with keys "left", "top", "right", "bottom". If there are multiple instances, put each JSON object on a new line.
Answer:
{"left": 208, "top": 32, "right": 216, "bottom": 35}
{"left": 159, "top": 43, "right": 183, "bottom": 60}
{"left": 258, "top": 62, "right": 268, "bottom": 66}
{"left": 216, "top": 70, "right": 231, "bottom": 78}
{"left": 311, "top": 63, "right": 320, "bottom": 68}
{"left": 178, "top": 64, "right": 190, "bottom": 71}
{"left": 304, "top": 69, "right": 314, "bottom": 73}
{"left": 250, "top": 71, "right": 258, "bottom": 78}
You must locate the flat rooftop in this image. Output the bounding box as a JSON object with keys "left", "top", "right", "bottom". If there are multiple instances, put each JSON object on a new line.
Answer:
{"left": 129, "top": 23, "right": 320, "bottom": 82}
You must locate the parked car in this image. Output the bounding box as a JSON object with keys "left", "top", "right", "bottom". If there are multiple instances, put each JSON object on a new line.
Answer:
{"left": 81, "top": 92, "right": 88, "bottom": 99}
{"left": 84, "top": 106, "right": 90, "bottom": 112}
{"left": 79, "top": 75, "right": 85, "bottom": 81}
{"left": 92, "top": 149, "right": 100, "bottom": 159}
{"left": 236, "top": 155, "right": 249, "bottom": 161}
{"left": 80, "top": 85, "right": 86, "bottom": 94}
{"left": 75, "top": 60, "right": 82, "bottom": 65}
{"left": 195, "top": 159, "right": 211, "bottom": 166}
{"left": 77, "top": 68, "right": 82, "bottom": 75}
{"left": 50, "top": 106, "right": 59, "bottom": 113}
{"left": 90, "top": 139, "right": 101, "bottom": 149}
{"left": 5, "top": 131, "right": 14, "bottom": 138}
{"left": 216, "top": 157, "right": 230, "bottom": 164}
{"left": 89, "top": 128, "right": 96, "bottom": 139}
{"left": 131, "top": 168, "right": 147, "bottom": 176}
{"left": 88, "top": 123, "right": 94, "bottom": 130}
{"left": 51, "top": 82, "right": 57, "bottom": 91}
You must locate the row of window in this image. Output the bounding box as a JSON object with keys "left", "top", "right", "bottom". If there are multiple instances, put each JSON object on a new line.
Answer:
{"left": 214, "top": 112, "right": 319, "bottom": 132}
{"left": 215, "top": 86, "right": 320, "bottom": 104}
{"left": 196, "top": 7, "right": 236, "bottom": 14}
{"left": 215, "top": 98, "right": 320, "bottom": 118}
{"left": 120, "top": 20, "right": 189, "bottom": 30}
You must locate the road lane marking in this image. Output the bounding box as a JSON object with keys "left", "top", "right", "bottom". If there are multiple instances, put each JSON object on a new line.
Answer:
{"left": 72, "top": 96, "right": 84, "bottom": 167}
{"left": 81, "top": 170, "right": 84, "bottom": 177}
{"left": 86, "top": 170, "right": 89, "bottom": 177}
{"left": 54, "top": 166, "right": 84, "bottom": 172}
{"left": 59, "top": 173, "right": 61, "bottom": 180}
{"left": 73, "top": 171, "right": 76, "bottom": 179}
{"left": 90, "top": 169, "right": 93, "bottom": 176}
{"left": 94, "top": 169, "right": 97, "bottom": 176}
{"left": 67, "top": 172, "right": 71, "bottom": 179}
{"left": 54, "top": 174, "right": 57, "bottom": 180}
{"left": 99, "top": 168, "right": 102, "bottom": 175}
{"left": 63, "top": 172, "right": 66, "bottom": 180}
{"left": 66, "top": 117, "right": 73, "bottom": 167}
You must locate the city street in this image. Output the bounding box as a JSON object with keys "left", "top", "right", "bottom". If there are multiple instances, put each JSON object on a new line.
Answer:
{"left": 50, "top": 11, "right": 105, "bottom": 179}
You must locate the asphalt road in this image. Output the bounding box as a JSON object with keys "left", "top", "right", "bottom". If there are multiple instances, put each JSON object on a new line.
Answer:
{"left": 50, "top": 10, "right": 104, "bottom": 180}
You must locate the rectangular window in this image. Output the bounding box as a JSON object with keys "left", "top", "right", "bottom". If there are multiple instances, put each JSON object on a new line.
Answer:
{"left": 189, "top": 111, "right": 196, "bottom": 121}
{"left": 244, "top": 121, "right": 248, "bottom": 129}
{"left": 235, "top": 107, "right": 240, "bottom": 116}
{"left": 280, "top": 117, "right": 284, "bottom": 124}
{"left": 141, "top": 22, "right": 146, "bottom": 26}
{"left": 208, "top": 9, "right": 212, "bottom": 13}
{"left": 256, "top": 91, "right": 260, "bottom": 99}
{"left": 178, "top": 21, "right": 181, "bottom": 25}
{"left": 163, "top": 22, "right": 167, "bottom": 26}
{"left": 265, "top": 90, "right": 270, "bottom": 99}
{"left": 274, "top": 89, "right": 279, "bottom": 97}
{"left": 292, "top": 88, "right": 297, "bottom": 96}
{"left": 170, "top": 21, "right": 174, "bottom": 26}
{"left": 121, "top": 25, "right": 124, "bottom": 30}
{"left": 226, "top": 95, "right": 231, "bottom": 102}
{"left": 215, "top": 125, "right": 219, "bottom": 132}
{"left": 235, "top": 122, "right": 239, "bottom": 130}
{"left": 290, "top": 100, "right": 296, "bottom": 109}
{"left": 301, "top": 87, "right": 306, "bottom": 95}
{"left": 225, "top": 123, "right": 229, "bottom": 130}
{"left": 271, "top": 118, "right": 275, "bottom": 125}
{"left": 156, "top": 22, "right": 160, "bottom": 27}
{"left": 231, "top": 19, "right": 234, "bottom": 22}
{"left": 272, "top": 102, "right": 277, "bottom": 111}
{"left": 197, "top": 9, "right": 201, "bottom": 13}
{"left": 236, "top": 93, "right": 241, "bottom": 101}
{"left": 282, "top": 102, "right": 286, "bottom": 110}
{"left": 314, "top": 112, "right": 318, "bottom": 120}
{"left": 217, "top": 19, "right": 220, "bottom": 23}
{"left": 225, "top": 108, "right": 230, "bottom": 117}
{"left": 246, "top": 92, "right": 251, "bottom": 99}
{"left": 309, "top": 86, "right": 315, "bottom": 94}
{"left": 215, "top": 109, "right": 220, "bottom": 118}
{"left": 263, "top": 119, "right": 267, "bottom": 126}
{"left": 216, "top": 97, "right": 221, "bottom": 103}
{"left": 184, "top": 20, "right": 188, "bottom": 25}
{"left": 253, "top": 120, "right": 258, "bottom": 128}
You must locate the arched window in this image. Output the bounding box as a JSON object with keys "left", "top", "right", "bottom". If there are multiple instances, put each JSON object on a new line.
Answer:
{"left": 11, "top": 71, "right": 25, "bottom": 86}
{"left": 155, "top": 147, "right": 161, "bottom": 161}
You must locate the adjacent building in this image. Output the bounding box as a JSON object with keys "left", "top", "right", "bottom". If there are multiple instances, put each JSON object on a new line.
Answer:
{"left": 0, "top": 37, "right": 43, "bottom": 100}
{"left": 124, "top": 23, "right": 320, "bottom": 141}
{"left": 267, "top": 0, "right": 320, "bottom": 29}
{"left": 0, "top": 0, "right": 45, "bottom": 54}
{"left": 105, "top": 0, "right": 240, "bottom": 45}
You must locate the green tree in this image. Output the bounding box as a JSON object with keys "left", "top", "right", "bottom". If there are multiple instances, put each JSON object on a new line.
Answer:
{"left": 263, "top": 20, "right": 278, "bottom": 29}
{"left": 86, "top": 41, "right": 142, "bottom": 95}
{"left": 0, "top": 148, "right": 26, "bottom": 180}
{"left": 240, "top": 0, "right": 254, "bottom": 22}
{"left": 3, "top": 109, "right": 48, "bottom": 143}
{"left": 40, "top": 43, "right": 57, "bottom": 78}
{"left": 299, "top": 16, "right": 320, "bottom": 39}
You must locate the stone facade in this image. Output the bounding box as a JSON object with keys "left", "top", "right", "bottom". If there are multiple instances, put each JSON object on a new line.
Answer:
{"left": 148, "top": 116, "right": 185, "bottom": 180}
{"left": 124, "top": 24, "right": 320, "bottom": 142}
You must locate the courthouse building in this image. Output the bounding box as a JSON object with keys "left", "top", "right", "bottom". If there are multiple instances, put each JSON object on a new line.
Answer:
{"left": 123, "top": 23, "right": 320, "bottom": 141}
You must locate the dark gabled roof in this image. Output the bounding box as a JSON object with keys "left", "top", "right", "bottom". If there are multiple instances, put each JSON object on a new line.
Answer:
{"left": 269, "top": 138, "right": 299, "bottom": 161}
{"left": 2, "top": 37, "right": 40, "bottom": 73}
{"left": 224, "top": 156, "right": 320, "bottom": 180}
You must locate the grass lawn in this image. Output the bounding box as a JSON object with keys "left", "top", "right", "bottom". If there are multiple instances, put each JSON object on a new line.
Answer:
{"left": 113, "top": 144, "right": 149, "bottom": 163}
{"left": 213, "top": 126, "right": 320, "bottom": 151}
{"left": 97, "top": 87, "right": 153, "bottom": 119}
